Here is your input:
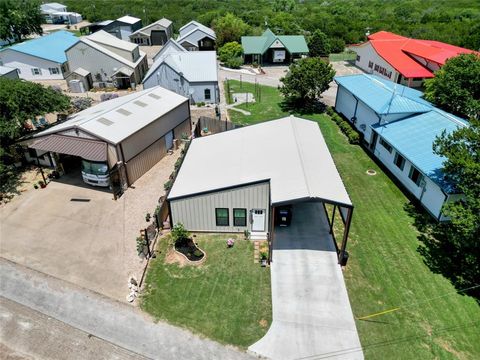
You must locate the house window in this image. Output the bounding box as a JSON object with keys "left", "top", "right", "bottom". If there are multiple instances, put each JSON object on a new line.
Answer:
{"left": 379, "top": 138, "right": 392, "bottom": 153}
{"left": 233, "top": 208, "right": 247, "bottom": 227}
{"left": 215, "top": 208, "right": 229, "bottom": 226}
{"left": 368, "top": 61, "right": 373, "bottom": 69}
{"left": 204, "top": 88, "right": 211, "bottom": 100}
{"left": 356, "top": 55, "right": 361, "bottom": 62}
{"left": 394, "top": 152, "right": 405, "bottom": 170}
{"left": 31, "top": 68, "right": 42, "bottom": 75}
{"left": 49, "top": 67, "right": 60, "bottom": 75}
{"left": 408, "top": 166, "right": 424, "bottom": 186}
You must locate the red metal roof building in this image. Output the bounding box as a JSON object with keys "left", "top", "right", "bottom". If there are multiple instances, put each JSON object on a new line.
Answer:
{"left": 350, "top": 31, "right": 478, "bottom": 87}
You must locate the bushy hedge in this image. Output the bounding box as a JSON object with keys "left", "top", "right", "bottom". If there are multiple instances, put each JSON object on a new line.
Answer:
{"left": 326, "top": 107, "right": 361, "bottom": 144}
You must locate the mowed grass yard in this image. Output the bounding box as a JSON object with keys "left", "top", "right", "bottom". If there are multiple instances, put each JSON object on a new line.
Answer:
{"left": 228, "top": 85, "right": 480, "bottom": 359}
{"left": 141, "top": 234, "right": 272, "bottom": 348}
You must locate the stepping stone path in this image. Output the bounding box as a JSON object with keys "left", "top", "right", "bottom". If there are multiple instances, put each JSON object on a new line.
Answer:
{"left": 254, "top": 241, "right": 260, "bottom": 264}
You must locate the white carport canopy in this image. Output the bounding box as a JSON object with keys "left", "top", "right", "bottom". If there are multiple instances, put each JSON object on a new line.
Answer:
{"left": 169, "top": 116, "right": 354, "bottom": 263}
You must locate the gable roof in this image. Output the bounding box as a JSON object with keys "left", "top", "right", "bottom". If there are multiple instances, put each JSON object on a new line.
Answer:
{"left": 372, "top": 109, "right": 468, "bottom": 193}
{"left": 1, "top": 31, "right": 78, "bottom": 63}
{"left": 130, "top": 18, "right": 172, "bottom": 37}
{"left": 144, "top": 50, "right": 217, "bottom": 84}
{"left": 179, "top": 21, "right": 215, "bottom": 38}
{"left": 335, "top": 74, "right": 432, "bottom": 115}
{"left": 152, "top": 39, "right": 186, "bottom": 62}
{"left": 356, "top": 31, "right": 478, "bottom": 78}
{"left": 168, "top": 116, "right": 352, "bottom": 207}
{"left": 87, "top": 30, "right": 137, "bottom": 52}
{"left": 34, "top": 86, "right": 188, "bottom": 144}
{"left": 241, "top": 28, "right": 308, "bottom": 55}
{"left": 116, "top": 15, "right": 141, "bottom": 25}
{"left": 0, "top": 65, "right": 18, "bottom": 76}
{"left": 177, "top": 27, "right": 216, "bottom": 46}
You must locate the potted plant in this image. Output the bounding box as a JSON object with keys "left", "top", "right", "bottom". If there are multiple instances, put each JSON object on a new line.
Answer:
{"left": 33, "top": 184, "right": 38, "bottom": 189}
{"left": 145, "top": 212, "right": 151, "bottom": 222}
{"left": 260, "top": 251, "right": 268, "bottom": 267}
{"left": 38, "top": 180, "right": 46, "bottom": 189}
{"left": 244, "top": 229, "right": 251, "bottom": 240}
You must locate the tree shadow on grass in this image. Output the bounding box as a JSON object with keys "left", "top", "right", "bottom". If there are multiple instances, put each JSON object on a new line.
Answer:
{"left": 279, "top": 98, "right": 327, "bottom": 115}
{"left": 404, "top": 203, "right": 480, "bottom": 303}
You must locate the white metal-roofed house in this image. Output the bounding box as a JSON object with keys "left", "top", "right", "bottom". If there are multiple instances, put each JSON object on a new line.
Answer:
{"left": 129, "top": 18, "right": 173, "bottom": 46}
{"left": 143, "top": 48, "right": 218, "bottom": 104}
{"left": 176, "top": 20, "right": 216, "bottom": 51}
{"left": 168, "top": 116, "right": 353, "bottom": 260}
{"left": 0, "top": 66, "right": 19, "bottom": 79}
{"left": 28, "top": 86, "right": 191, "bottom": 190}
{"left": 65, "top": 30, "right": 148, "bottom": 89}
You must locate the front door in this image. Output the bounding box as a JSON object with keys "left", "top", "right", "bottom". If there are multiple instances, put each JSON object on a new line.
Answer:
{"left": 165, "top": 130, "right": 174, "bottom": 150}
{"left": 251, "top": 209, "right": 266, "bottom": 232}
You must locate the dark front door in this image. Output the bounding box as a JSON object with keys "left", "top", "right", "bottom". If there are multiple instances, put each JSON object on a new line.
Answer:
{"left": 151, "top": 30, "right": 167, "bottom": 45}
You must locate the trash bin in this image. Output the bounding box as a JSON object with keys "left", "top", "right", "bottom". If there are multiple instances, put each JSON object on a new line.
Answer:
{"left": 340, "top": 251, "right": 349, "bottom": 266}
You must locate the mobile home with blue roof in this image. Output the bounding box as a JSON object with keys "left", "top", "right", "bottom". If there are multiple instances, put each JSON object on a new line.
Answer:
{"left": 0, "top": 31, "right": 78, "bottom": 80}
{"left": 334, "top": 74, "right": 466, "bottom": 220}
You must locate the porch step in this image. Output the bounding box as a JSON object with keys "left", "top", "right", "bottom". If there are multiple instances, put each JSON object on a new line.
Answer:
{"left": 250, "top": 232, "right": 268, "bottom": 240}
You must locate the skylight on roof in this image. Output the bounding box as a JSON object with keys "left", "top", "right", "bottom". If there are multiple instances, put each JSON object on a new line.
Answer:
{"left": 148, "top": 93, "right": 161, "bottom": 100}
{"left": 116, "top": 108, "right": 132, "bottom": 116}
{"left": 134, "top": 100, "right": 148, "bottom": 107}
{"left": 97, "top": 118, "right": 114, "bottom": 126}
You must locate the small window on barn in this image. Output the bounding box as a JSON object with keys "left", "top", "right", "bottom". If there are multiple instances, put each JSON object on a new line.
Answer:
{"left": 356, "top": 55, "right": 361, "bottom": 62}
{"left": 31, "top": 68, "right": 42, "bottom": 75}
{"left": 408, "top": 166, "right": 424, "bottom": 187}
{"left": 49, "top": 67, "right": 60, "bottom": 75}
{"left": 368, "top": 61, "right": 373, "bottom": 69}
{"left": 204, "top": 88, "right": 211, "bottom": 100}
{"left": 215, "top": 208, "right": 229, "bottom": 226}
{"left": 379, "top": 138, "right": 392, "bottom": 153}
{"left": 233, "top": 208, "right": 247, "bottom": 227}
{"left": 394, "top": 152, "right": 405, "bottom": 171}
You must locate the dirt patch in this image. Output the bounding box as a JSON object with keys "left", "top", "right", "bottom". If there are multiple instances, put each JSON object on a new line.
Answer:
{"left": 434, "top": 338, "right": 466, "bottom": 359}
{"left": 164, "top": 247, "right": 189, "bottom": 267}
{"left": 259, "top": 319, "right": 269, "bottom": 328}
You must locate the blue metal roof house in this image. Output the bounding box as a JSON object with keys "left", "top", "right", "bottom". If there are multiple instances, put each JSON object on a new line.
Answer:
{"left": 0, "top": 31, "right": 79, "bottom": 80}
{"left": 334, "top": 74, "right": 467, "bottom": 220}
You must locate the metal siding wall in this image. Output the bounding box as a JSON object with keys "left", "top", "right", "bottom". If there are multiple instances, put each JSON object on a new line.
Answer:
{"left": 125, "top": 136, "right": 167, "bottom": 184}
{"left": 0, "top": 49, "right": 64, "bottom": 80}
{"left": 335, "top": 86, "right": 357, "bottom": 120}
{"left": 170, "top": 182, "right": 270, "bottom": 233}
{"left": 355, "top": 101, "right": 379, "bottom": 144}
{"left": 173, "top": 118, "right": 192, "bottom": 139}
{"left": 121, "top": 102, "right": 189, "bottom": 161}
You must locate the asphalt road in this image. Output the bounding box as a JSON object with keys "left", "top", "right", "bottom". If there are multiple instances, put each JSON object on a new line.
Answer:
{"left": 0, "top": 258, "right": 253, "bottom": 360}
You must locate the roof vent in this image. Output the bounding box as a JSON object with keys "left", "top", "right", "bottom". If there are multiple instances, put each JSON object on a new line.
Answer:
{"left": 97, "top": 117, "right": 114, "bottom": 126}
{"left": 116, "top": 108, "right": 132, "bottom": 116}
{"left": 148, "top": 93, "right": 161, "bottom": 100}
{"left": 134, "top": 100, "right": 148, "bottom": 107}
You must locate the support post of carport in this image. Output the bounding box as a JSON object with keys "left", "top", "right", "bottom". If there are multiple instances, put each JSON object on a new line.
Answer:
{"left": 338, "top": 206, "right": 353, "bottom": 264}
{"left": 268, "top": 206, "right": 275, "bottom": 264}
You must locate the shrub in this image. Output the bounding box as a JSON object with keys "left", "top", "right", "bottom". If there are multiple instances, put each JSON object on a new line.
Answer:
{"left": 136, "top": 236, "right": 147, "bottom": 255}
{"left": 171, "top": 223, "right": 189, "bottom": 244}
{"left": 193, "top": 249, "right": 203, "bottom": 257}
{"left": 224, "top": 56, "right": 243, "bottom": 69}
{"left": 100, "top": 93, "right": 119, "bottom": 102}
{"left": 328, "top": 108, "right": 362, "bottom": 145}
{"left": 196, "top": 101, "right": 205, "bottom": 107}
{"left": 71, "top": 97, "right": 92, "bottom": 112}
{"left": 174, "top": 158, "right": 182, "bottom": 170}
{"left": 218, "top": 41, "right": 243, "bottom": 63}
{"left": 164, "top": 179, "right": 173, "bottom": 191}
{"left": 329, "top": 38, "right": 346, "bottom": 53}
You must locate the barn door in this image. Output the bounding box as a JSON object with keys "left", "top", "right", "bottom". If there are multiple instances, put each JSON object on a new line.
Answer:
{"left": 165, "top": 130, "right": 174, "bottom": 150}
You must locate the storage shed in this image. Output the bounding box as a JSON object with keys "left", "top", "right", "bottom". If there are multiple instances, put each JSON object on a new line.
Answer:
{"left": 129, "top": 18, "right": 173, "bottom": 46}
{"left": 168, "top": 116, "right": 354, "bottom": 263}
{"left": 29, "top": 86, "right": 191, "bottom": 189}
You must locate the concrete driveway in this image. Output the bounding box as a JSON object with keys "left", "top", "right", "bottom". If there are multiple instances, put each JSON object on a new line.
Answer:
{"left": 0, "top": 149, "right": 182, "bottom": 301}
{"left": 249, "top": 202, "right": 363, "bottom": 360}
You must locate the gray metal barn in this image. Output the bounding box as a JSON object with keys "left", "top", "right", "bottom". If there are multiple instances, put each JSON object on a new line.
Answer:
{"left": 168, "top": 116, "right": 354, "bottom": 263}
{"left": 29, "top": 86, "right": 191, "bottom": 189}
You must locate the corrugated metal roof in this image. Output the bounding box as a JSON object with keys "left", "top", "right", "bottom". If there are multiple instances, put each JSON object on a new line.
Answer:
{"left": 117, "top": 15, "right": 141, "bottom": 25}
{"left": 30, "top": 135, "right": 107, "bottom": 162}
{"left": 334, "top": 74, "right": 432, "bottom": 115}
{"left": 241, "top": 29, "right": 309, "bottom": 55}
{"left": 34, "top": 86, "right": 188, "bottom": 144}
{"left": 144, "top": 50, "right": 217, "bottom": 84}
{"left": 372, "top": 110, "right": 468, "bottom": 192}
{"left": 1, "top": 31, "right": 78, "bottom": 63}
{"left": 0, "top": 65, "right": 17, "bottom": 75}
{"left": 87, "top": 30, "right": 137, "bottom": 52}
{"left": 130, "top": 18, "right": 172, "bottom": 37}
{"left": 71, "top": 67, "right": 90, "bottom": 77}
{"left": 152, "top": 39, "right": 186, "bottom": 62}
{"left": 169, "top": 116, "right": 352, "bottom": 207}
{"left": 178, "top": 21, "right": 215, "bottom": 39}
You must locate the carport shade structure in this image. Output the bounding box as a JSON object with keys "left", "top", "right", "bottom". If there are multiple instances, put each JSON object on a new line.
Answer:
{"left": 168, "top": 116, "right": 354, "bottom": 264}
{"left": 30, "top": 135, "right": 107, "bottom": 162}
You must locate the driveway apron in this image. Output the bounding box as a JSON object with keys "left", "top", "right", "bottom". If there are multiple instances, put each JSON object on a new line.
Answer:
{"left": 249, "top": 202, "right": 363, "bottom": 360}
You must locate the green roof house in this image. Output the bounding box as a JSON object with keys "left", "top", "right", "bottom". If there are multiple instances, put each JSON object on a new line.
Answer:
{"left": 241, "top": 29, "right": 309, "bottom": 64}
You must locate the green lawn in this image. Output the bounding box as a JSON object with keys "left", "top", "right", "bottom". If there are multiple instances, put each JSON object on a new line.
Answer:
{"left": 329, "top": 51, "right": 357, "bottom": 62}
{"left": 141, "top": 234, "right": 271, "bottom": 348}
{"left": 226, "top": 80, "right": 289, "bottom": 125}
{"left": 228, "top": 84, "right": 480, "bottom": 358}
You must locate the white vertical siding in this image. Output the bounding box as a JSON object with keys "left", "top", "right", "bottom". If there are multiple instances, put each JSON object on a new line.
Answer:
{"left": 373, "top": 135, "right": 447, "bottom": 218}
{"left": 351, "top": 43, "right": 398, "bottom": 82}
{"left": 0, "top": 49, "right": 64, "bottom": 80}
{"left": 170, "top": 182, "right": 270, "bottom": 233}
{"left": 335, "top": 85, "right": 357, "bottom": 120}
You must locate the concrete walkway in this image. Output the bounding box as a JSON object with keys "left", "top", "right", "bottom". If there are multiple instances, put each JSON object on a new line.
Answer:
{"left": 0, "top": 258, "right": 253, "bottom": 360}
{"left": 249, "top": 202, "right": 363, "bottom": 360}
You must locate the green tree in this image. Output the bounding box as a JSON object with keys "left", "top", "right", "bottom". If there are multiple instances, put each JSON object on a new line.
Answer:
{"left": 308, "top": 30, "right": 331, "bottom": 57}
{"left": 212, "top": 13, "right": 250, "bottom": 47}
{"left": 0, "top": 79, "right": 70, "bottom": 196}
{"left": 279, "top": 57, "right": 335, "bottom": 106}
{"left": 424, "top": 54, "right": 480, "bottom": 120}
{"left": 329, "top": 38, "right": 346, "bottom": 53}
{"left": 218, "top": 41, "right": 243, "bottom": 69}
{"left": 0, "top": 0, "right": 43, "bottom": 44}
{"left": 268, "top": 12, "right": 301, "bottom": 35}
{"left": 272, "top": 0, "right": 296, "bottom": 12}
{"left": 429, "top": 117, "right": 480, "bottom": 296}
